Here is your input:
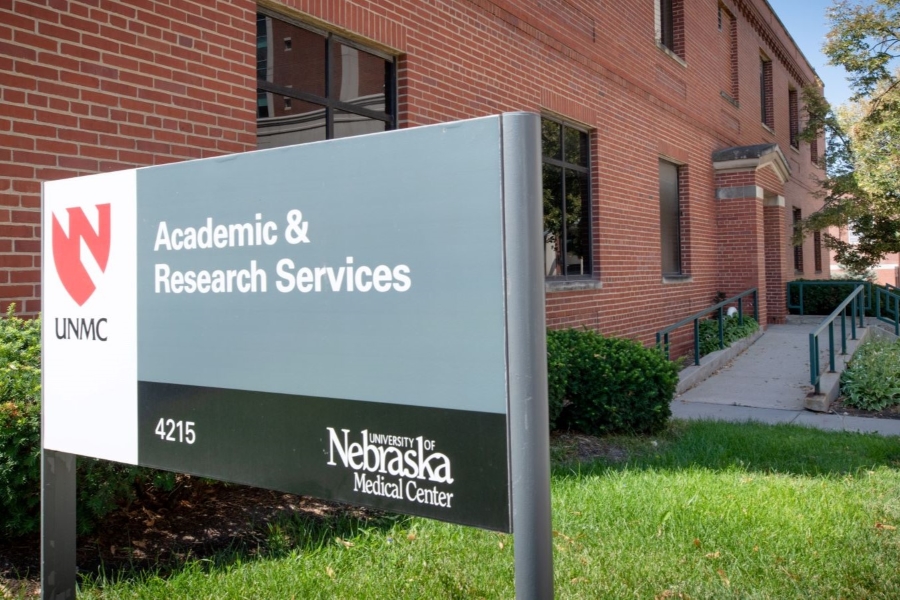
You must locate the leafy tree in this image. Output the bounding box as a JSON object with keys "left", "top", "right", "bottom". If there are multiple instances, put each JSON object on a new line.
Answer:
{"left": 799, "top": 0, "right": 900, "bottom": 273}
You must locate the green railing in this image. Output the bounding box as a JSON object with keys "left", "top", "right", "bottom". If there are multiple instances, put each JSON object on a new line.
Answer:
{"left": 787, "top": 280, "right": 874, "bottom": 315}
{"left": 656, "top": 288, "right": 758, "bottom": 366}
{"left": 808, "top": 284, "right": 866, "bottom": 394}
{"left": 787, "top": 279, "right": 900, "bottom": 336}
{"left": 874, "top": 284, "right": 900, "bottom": 335}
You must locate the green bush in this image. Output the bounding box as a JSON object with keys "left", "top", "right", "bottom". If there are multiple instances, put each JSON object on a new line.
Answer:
{"left": 0, "top": 305, "right": 42, "bottom": 535}
{"left": 545, "top": 330, "right": 569, "bottom": 430}
{"left": 0, "top": 305, "right": 176, "bottom": 537}
{"left": 547, "top": 329, "right": 677, "bottom": 436}
{"left": 787, "top": 280, "right": 871, "bottom": 316}
{"left": 840, "top": 337, "right": 900, "bottom": 411}
{"left": 698, "top": 315, "right": 760, "bottom": 357}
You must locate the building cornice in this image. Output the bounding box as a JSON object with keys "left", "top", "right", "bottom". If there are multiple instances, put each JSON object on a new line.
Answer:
{"left": 732, "top": 0, "right": 818, "bottom": 88}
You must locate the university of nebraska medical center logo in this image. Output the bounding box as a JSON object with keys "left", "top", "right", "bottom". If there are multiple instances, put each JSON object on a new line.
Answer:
{"left": 52, "top": 204, "right": 111, "bottom": 306}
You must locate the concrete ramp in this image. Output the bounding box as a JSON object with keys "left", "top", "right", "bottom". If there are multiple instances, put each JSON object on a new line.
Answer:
{"left": 677, "top": 324, "right": 820, "bottom": 411}
{"left": 670, "top": 321, "right": 900, "bottom": 436}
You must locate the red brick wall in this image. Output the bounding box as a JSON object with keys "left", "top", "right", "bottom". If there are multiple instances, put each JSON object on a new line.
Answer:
{"left": 1, "top": 0, "right": 828, "bottom": 345}
{"left": 0, "top": 0, "right": 257, "bottom": 315}
{"left": 764, "top": 203, "right": 787, "bottom": 323}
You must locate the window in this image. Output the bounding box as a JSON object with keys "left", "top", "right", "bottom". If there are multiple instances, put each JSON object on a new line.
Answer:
{"left": 789, "top": 88, "right": 799, "bottom": 148}
{"left": 810, "top": 136, "right": 819, "bottom": 166}
{"left": 256, "top": 11, "right": 395, "bottom": 149}
{"left": 793, "top": 207, "right": 803, "bottom": 272}
{"left": 814, "top": 230, "right": 822, "bottom": 272}
{"left": 718, "top": 5, "right": 738, "bottom": 103}
{"left": 542, "top": 118, "right": 591, "bottom": 278}
{"left": 657, "top": 0, "right": 684, "bottom": 58}
{"left": 760, "top": 56, "right": 773, "bottom": 129}
{"left": 659, "top": 159, "right": 683, "bottom": 276}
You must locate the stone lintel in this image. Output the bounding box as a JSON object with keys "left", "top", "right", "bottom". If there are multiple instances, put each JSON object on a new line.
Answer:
{"left": 716, "top": 185, "right": 764, "bottom": 200}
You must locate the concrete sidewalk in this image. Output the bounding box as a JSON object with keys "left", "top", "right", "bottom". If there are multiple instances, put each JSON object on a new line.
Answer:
{"left": 671, "top": 323, "right": 900, "bottom": 437}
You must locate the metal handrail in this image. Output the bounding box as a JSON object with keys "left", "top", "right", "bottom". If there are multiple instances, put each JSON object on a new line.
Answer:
{"left": 656, "top": 288, "right": 758, "bottom": 366}
{"left": 809, "top": 284, "right": 866, "bottom": 394}
{"left": 787, "top": 279, "right": 873, "bottom": 315}
{"left": 874, "top": 284, "right": 900, "bottom": 335}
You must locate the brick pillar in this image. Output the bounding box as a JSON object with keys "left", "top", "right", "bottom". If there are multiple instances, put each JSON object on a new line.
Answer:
{"left": 764, "top": 197, "right": 787, "bottom": 324}
{"left": 715, "top": 178, "right": 767, "bottom": 325}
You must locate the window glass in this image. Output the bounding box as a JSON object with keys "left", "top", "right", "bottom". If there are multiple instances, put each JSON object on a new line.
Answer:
{"left": 541, "top": 118, "right": 591, "bottom": 279}
{"left": 541, "top": 120, "right": 562, "bottom": 160}
{"left": 262, "top": 17, "right": 326, "bottom": 97}
{"left": 564, "top": 126, "right": 588, "bottom": 167}
{"left": 564, "top": 169, "right": 590, "bottom": 275}
{"left": 542, "top": 163, "right": 564, "bottom": 277}
{"left": 760, "top": 58, "right": 773, "bottom": 127}
{"left": 257, "top": 93, "right": 327, "bottom": 150}
{"left": 789, "top": 89, "right": 799, "bottom": 148}
{"left": 331, "top": 42, "right": 389, "bottom": 110}
{"left": 256, "top": 15, "right": 269, "bottom": 81}
{"left": 659, "top": 159, "right": 681, "bottom": 276}
{"left": 334, "top": 110, "right": 387, "bottom": 139}
{"left": 814, "top": 230, "right": 822, "bottom": 272}
{"left": 256, "top": 12, "right": 394, "bottom": 148}
{"left": 660, "top": 0, "right": 674, "bottom": 50}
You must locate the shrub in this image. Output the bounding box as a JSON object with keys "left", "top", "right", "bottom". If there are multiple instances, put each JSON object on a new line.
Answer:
{"left": 787, "top": 279, "right": 871, "bottom": 316}
{"left": 0, "top": 305, "right": 41, "bottom": 535}
{"left": 0, "top": 305, "right": 176, "bottom": 537}
{"left": 840, "top": 337, "right": 900, "bottom": 411}
{"left": 545, "top": 330, "right": 570, "bottom": 430}
{"left": 547, "top": 329, "right": 677, "bottom": 436}
{"left": 698, "top": 315, "right": 760, "bottom": 357}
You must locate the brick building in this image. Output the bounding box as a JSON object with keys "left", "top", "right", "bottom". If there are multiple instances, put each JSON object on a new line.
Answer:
{"left": 828, "top": 227, "right": 899, "bottom": 286}
{"left": 0, "top": 0, "right": 828, "bottom": 347}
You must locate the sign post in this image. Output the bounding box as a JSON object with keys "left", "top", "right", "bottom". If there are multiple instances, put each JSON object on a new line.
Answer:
{"left": 41, "top": 112, "right": 552, "bottom": 597}
{"left": 502, "top": 114, "right": 554, "bottom": 599}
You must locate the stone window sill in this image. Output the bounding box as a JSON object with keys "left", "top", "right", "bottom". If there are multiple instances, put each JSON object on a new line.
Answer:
{"left": 662, "top": 275, "right": 693, "bottom": 284}
{"left": 656, "top": 42, "right": 687, "bottom": 68}
{"left": 720, "top": 91, "right": 739, "bottom": 108}
{"left": 545, "top": 279, "right": 603, "bottom": 292}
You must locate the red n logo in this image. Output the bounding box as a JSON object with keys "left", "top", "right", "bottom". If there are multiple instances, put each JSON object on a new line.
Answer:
{"left": 52, "top": 204, "right": 111, "bottom": 306}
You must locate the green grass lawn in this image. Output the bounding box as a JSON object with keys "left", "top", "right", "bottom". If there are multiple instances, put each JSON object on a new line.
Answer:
{"left": 76, "top": 420, "right": 900, "bottom": 599}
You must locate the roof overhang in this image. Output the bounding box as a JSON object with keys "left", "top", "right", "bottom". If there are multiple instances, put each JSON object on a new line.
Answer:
{"left": 712, "top": 143, "right": 791, "bottom": 183}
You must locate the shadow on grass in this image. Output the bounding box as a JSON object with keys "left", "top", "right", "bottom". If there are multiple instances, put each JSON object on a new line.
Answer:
{"left": 80, "top": 507, "right": 410, "bottom": 588}
{"left": 552, "top": 419, "right": 900, "bottom": 480}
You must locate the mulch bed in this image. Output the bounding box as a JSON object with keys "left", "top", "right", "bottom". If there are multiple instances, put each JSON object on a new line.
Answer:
{"left": 830, "top": 398, "right": 900, "bottom": 420}
{"left": 0, "top": 478, "right": 378, "bottom": 598}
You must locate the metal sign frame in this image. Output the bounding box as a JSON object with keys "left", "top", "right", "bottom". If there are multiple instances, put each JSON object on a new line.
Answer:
{"left": 41, "top": 112, "right": 552, "bottom": 598}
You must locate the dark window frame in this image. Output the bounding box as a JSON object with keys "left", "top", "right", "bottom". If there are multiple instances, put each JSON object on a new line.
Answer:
{"left": 541, "top": 116, "right": 593, "bottom": 280}
{"left": 256, "top": 9, "right": 397, "bottom": 142}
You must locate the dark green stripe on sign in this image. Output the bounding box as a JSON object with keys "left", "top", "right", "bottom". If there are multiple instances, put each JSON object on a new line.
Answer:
{"left": 137, "top": 382, "right": 510, "bottom": 531}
